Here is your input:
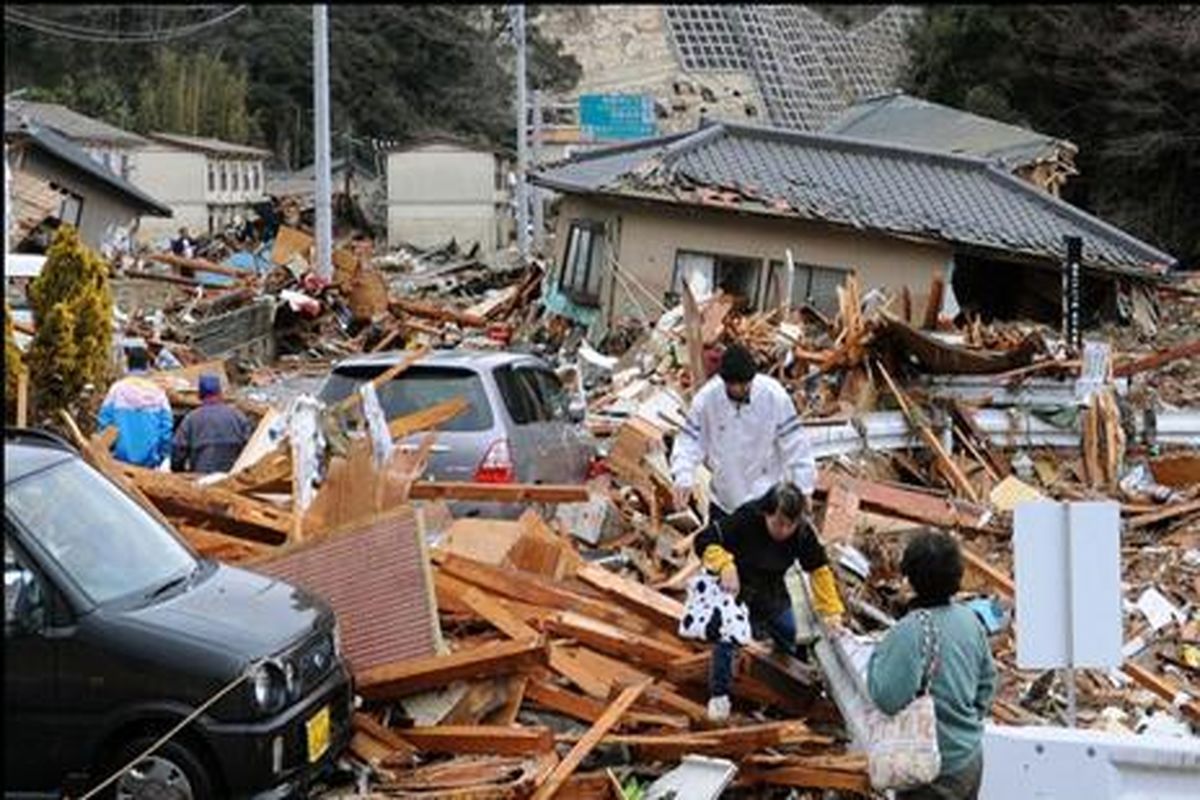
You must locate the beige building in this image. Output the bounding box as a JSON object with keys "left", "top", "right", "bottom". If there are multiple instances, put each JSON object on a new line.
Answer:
{"left": 532, "top": 121, "right": 1175, "bottom": 337}
{"left": 131, "top": 132, "right": 271, "bottom": 243}
{"left": 386, "top": 138, "right": 513, "bottom": 257}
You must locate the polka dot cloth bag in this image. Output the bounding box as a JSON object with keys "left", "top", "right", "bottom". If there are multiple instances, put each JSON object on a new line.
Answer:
{"left": 678, "top": 570, "right": 753, "bottom": 646}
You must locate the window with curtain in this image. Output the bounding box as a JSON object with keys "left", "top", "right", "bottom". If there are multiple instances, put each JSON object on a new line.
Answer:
{"left": 558, "top": 220, "right": 606, "bottom": 305}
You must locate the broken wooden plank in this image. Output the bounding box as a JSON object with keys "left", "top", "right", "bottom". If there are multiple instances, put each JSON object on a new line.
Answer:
{"left": 574, "top": 562, "right": 685, "bottom": 630}
{"left": 1126, "top": 499, "right": 1200, "bottom": 530}
{"left": 409, "top": 482, "right": 589, "bottom": 504}
{"left": 1112, "top": 339, "right": 1200, "bottom": 378}
{"left": 119, "top": 462, "right": 292, "bottom": 543}
{"left": 548, "top": 647, "right": 614, "bottom": 700}
{"left": 950, "top": 400, "right": 1012, "bottom": 479}
{"left": 397, "top": 725, "right": 554, "bottom": 756}
{"left": 681, "top": 278, "right": 706, "bottom": 399}
{"left": 922, "top": 274, "right": 944, "bottom": 330}
{"left": 145, "top": 251, "right": 253, "bottom": 280}
{"left": 454, "top": 581, "right": 541, "bottom": 641}
{"left": 353, "top": 712, "right": 418, "bottom": 767}
{"left": 877, "top": 360, "right": 981, "bottom": 503}
{"left": 531, "top": 679, "right": 651, "bottom": 800}
{"left": 561, "top": 720, "right": 831, "bottom": 762}
{"left": 357, "top": 638, "right": 548, "bottom": 701}
{"left": 390, "top": 296, "right": 487, "bottom": 328}
{"left": 815, "top": 471, "right": 995, "bottom": 532}
{"left": 819, "top": 481, "right": 861, "bottom": 542}
{"left": 545, "top": 611, "right": 691, "bottom": 673}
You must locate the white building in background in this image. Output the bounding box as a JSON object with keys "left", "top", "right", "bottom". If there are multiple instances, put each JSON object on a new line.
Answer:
{"left": 131, "top": 132, "right": 271, "bottom": 243}
{"left": 385, "top": 136, "right": 513, "bottom": 258}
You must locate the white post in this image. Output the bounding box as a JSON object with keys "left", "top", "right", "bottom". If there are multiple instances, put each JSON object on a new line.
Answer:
{"left": 514, "top": 3, "right": 530, "bottom": 263}
{"left": 783, "top": 248, "right": 796, "bottom": 314}
{"left": 313, "top": 4, "right": 333, "bottom": 280}
{"left": 4, "top": 142, "right": 10, "bottom": 258}
{"left": 532, "top": 89, "right": 544, "bottom": 255}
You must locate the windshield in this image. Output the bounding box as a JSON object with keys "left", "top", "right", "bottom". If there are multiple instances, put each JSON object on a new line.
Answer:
{"left": 6, "top": 458, "right": 197, "bottom": 605}
{"left": 318, "top": 365, "right": 494, "bottom": 432}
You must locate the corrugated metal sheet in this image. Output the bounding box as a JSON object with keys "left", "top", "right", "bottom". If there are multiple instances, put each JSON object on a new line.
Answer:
{"left": 249, "top": 507, "right": 437, "bottom": 673}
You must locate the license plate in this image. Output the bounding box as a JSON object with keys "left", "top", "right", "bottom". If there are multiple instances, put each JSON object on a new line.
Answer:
{"left": 306, "top": 705, "right": 331, "bottom": 763}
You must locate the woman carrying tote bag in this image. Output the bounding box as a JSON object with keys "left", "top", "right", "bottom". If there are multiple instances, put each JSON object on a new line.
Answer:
{"left": 868, "top": 531, "right": 997, "bottom": 800}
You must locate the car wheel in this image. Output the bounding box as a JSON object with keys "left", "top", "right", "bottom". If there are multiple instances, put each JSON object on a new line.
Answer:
{"left": 108, "top": 737, "right": 215, "bottom": 800}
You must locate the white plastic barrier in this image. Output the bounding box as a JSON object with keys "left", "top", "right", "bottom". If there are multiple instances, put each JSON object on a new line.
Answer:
{"left": 980, "top": 723, "right": 1200, "bottom": 800}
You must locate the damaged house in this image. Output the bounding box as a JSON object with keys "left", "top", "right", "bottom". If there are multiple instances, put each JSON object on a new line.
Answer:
{"left": 4, "top": 109, "right": 172, "bottom": 254}
{"left": 823, "top": 91, "right": 1079, "bottom": 197}
{"left": 531, "top": 120, "right": 1175, "bottom": 335}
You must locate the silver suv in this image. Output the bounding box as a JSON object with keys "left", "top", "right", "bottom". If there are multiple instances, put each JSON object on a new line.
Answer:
{"left": 317, "top": 350, "right": 596, "bottom": 518}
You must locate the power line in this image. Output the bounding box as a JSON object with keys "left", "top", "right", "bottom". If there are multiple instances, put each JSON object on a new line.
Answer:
{"left": 4, "top": 5, "right": 249, "bottom": 44}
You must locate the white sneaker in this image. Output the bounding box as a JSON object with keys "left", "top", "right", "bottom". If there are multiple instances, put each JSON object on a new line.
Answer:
{"left": 707, "top": 695, "right": 731, "bottom": 722}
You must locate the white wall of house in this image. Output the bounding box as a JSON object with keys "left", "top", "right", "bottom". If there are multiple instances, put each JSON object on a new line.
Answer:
{"left": 131, "top": 146, "right": 266, "bottom": 242}
{"left": 387, "top": 144, "right": 510, "bottom": 256}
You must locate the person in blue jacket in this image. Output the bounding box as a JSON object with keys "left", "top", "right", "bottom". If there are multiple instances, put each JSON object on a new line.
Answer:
{"left": 96, "top": 348, "right": 174, "bottom": 468}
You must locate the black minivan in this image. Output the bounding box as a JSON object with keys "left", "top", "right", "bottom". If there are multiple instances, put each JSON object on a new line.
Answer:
{"left": 4, "top": 429, "right": 353, "bottom": 799}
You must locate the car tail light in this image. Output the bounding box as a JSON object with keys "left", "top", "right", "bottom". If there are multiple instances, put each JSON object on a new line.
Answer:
{"left": 474, "top": 439, "right": 516, "bottom": 483}
{"left": 585, "top": 455, "right": 609, "bottom": 480}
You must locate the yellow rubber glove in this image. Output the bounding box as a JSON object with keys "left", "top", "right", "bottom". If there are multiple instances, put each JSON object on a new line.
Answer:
{"left": 810, "top": 564, "right": 846, "bottom": 618}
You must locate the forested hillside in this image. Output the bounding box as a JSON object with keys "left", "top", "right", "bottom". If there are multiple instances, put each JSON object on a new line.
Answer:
{"left": 4, "top": 5, "right": 580, "bottom": 169}
{"left": 904, "top": 5, "right": 1200, "bottom": 266}
{"left": 6, "top": 5, "right": 1196, "bottom": 264}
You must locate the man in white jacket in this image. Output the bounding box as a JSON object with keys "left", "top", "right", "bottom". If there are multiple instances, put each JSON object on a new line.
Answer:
{"left": 671, "top": 343, "right": 817, "bottom": 519}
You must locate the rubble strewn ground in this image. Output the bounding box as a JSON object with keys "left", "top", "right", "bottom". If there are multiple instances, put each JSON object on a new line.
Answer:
{"left": 28, "top": 203, "right": 1199, "bottom": 797}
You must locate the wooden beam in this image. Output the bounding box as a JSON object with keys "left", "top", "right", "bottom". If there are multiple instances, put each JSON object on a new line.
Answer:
{"left": 435, "top": 553, "right": 678, "bottom": 645}
{"left": 1113, "top": 340, "right": 1200, "bottom": 378}
{"left": 16, "top": 371, "right": 28, "bottom": 427}
{"left": 386, "top": 397, "right": 467, "bottom": 441}
{"left": 395, "top": 725, "right": 554, "bottom": 756}
{"left": 353, "top": 713, "right": 418, "bottom": 766}
{"left": 531, "top": 679, "right": 651, "bottom": 800}
{"left": 545, "top": 611, "right": 691, "bottom": 673}
{"left": 329, "top": 344, "right": 431, "bottom": 416}
{"left": 145, "top": 251, "right": 253, "bottom": 279}
{"left": 357, "top": 638, "right": 547, "bottom": 701}
{"left": 409, "top": 482, "right": 589, "bottom": 504}
{"left": 120, "top": 464, "right": 292, "bottom": 543}
{"left": 390, "top": 296, "right": 487, "bottom": 328}
{"left": 453, "top": 580, "right": 540, "bottom": 641}
{"left": 1126, "top": 499, "right": 1200, "bottom": 530}
{"left": 574, "top": 563, "right": 684, "bottom": 631}
{"left": 876, "top": 361, "right": 981, "bottom": 503}
{"left": 819, "top": 481, "right": 860, "bottom": 542}
{"left": 815, "top": 471, "right": 995, "bottom": 532}
{"left": 560, "top": 720, "right": 831, "bottom": 762}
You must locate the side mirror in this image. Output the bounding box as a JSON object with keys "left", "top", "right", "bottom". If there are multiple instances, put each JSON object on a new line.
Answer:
{"left": 567, "top": 397, "right": 587, "bottom": 424}
{"left": 4, "top": 567, "right": 45, "bottom": 636}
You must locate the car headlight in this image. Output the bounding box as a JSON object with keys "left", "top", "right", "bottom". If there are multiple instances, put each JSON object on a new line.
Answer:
{"left": 249, "top": 661, "right": 288, "bottom": 715}
{"left": 331, "top": 623, "right": 342, "bottom": 660}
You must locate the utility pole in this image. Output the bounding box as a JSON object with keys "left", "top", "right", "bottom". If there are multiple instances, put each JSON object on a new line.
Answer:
{"left": 313, "top": 4, "right": 332, "bottom": 280}
{"left": 531, "top": 89, "right": 544, "bottom": 255}
{"left": 513, "top": 3, "right": 530, "bottom": 263}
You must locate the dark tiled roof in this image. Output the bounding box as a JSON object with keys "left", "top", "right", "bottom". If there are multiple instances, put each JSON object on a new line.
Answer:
{"left": 6, "top": 118, "right": 172, "bottom": 217}
{"left": 823, "top": 92, "right": 1076, "bottom": 169}
{"left": 9, "top": 100, "right": 148, "bottom": 147}
{"left": 532, "top": 121, "right": 1175, "bottom": 274}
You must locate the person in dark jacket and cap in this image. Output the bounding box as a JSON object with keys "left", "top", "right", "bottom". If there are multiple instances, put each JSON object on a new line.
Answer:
{"left": 171, "top": 374, "right": 252, "bottom": 474}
